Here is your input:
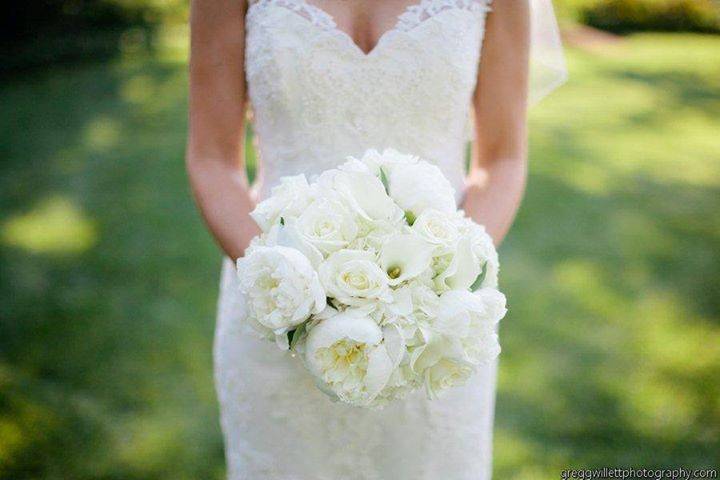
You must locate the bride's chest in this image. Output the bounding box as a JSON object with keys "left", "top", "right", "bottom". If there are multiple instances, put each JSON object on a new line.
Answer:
{"left": 245, "top": 0, "right": 491, "bottom": 107}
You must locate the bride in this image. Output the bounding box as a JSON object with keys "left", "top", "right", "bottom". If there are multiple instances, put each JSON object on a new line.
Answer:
{"left": 186, "top": 0, "right": 565, "bottom": 478}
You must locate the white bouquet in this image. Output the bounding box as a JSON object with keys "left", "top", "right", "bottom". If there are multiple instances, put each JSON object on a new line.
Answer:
{"left": 236, "top": 149, "right": 506, "bottom": 408}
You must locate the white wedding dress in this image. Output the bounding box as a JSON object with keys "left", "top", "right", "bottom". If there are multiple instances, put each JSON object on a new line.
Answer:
{"left": 215, "top": 1, "right": 499, "bottom": 478}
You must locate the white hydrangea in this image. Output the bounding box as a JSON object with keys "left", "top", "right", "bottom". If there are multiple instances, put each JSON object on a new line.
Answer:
{"left": 435, "top": 289, "right": 505, "bottom": 364}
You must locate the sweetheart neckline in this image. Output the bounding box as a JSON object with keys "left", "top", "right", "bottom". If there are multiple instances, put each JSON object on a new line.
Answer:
{"left": 248, "top": 0, "right": 490, "bottom": 60}
{"left": 297, "top": 0, "right": 423, "bottom": 57}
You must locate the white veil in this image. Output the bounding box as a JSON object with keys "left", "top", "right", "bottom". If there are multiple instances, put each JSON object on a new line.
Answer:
{"left": 529, "top": 0, "right": 568, "bottom": 105}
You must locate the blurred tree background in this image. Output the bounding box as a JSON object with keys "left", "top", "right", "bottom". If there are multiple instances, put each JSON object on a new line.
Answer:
{"left": 1, "top": 1, "right": 719, "bottom": 479}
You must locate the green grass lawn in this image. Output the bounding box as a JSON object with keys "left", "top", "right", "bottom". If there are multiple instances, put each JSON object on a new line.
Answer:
{"left": 1, "top": 33, "right": 718, "bottom": 479}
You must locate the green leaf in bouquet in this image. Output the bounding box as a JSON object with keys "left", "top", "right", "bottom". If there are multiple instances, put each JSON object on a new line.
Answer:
{"left": 280, "top": 217, "right": 285, "bottom": 226}
{"left": 379, "top": 167, "right": 390, "bottom": 194}
{"left": 288, "top": 322, "right": 307, "bottom": 350}
{"left": 404, "top": 210, "right": 416, "bottom": 226}
{"left": 470, "top": 263, "right": 487, "bottom": 292}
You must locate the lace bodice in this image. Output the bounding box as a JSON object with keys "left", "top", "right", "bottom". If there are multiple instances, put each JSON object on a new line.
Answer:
{"left": 245, "top": 0, "right": 492, "bottom": 200}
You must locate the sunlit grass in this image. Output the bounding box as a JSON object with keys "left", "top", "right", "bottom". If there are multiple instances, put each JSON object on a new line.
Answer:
{"left": 84, "top": 116, "right": 122, "bottom": 151}
{"left": 1, "top": 196, "right": 97, "bottom": 254}
{"left": 530, "top": 34, "right": 720, "bottom": 192}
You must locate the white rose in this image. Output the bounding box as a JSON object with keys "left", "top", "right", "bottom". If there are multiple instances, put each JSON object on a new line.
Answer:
{"left": 412, "top": 209, "right": 460, "bottom": 246}
{"left": 236, "top": 246, "right": 326, "bottom": 337}
{"left": 305, "top": 310, "right": 401, "bottom": 406}
{"left": 385, "top": 161, "right": 456, "bottom": 220}
{"left": 319, "top": 249, "right": 391, "bottom": 306}
{"left": 250, "top": 175, "right": 314, "bottom": 231}
{"left": 296, "top": 196, "right": 359, "bottom": 255}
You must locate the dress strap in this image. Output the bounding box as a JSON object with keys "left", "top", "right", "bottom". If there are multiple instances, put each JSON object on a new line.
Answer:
{"left": 248, "top": 0, "right": 336, "bottom": 31}
{"left": 396, "top": 0, "right": 492, "bottom": 32}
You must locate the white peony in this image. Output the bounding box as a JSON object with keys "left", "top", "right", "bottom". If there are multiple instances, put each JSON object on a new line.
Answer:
{"left": 296, "top": 196, "right": 359, "bottom": 255}
{"left": 237, "top": 246, "right": 326, "bottom": 337}
{"left": 250, "top": 175, "right": 315, "bottom": 231}
{"left": 412, "top": 209, "right": 461, "bottom": 246}
{"left": 319, "top": 249, "right": 391, "bottom": 306}
{"left": 385, "top": 160, "right": 456, "bottom": 220}
{"left": 373, "top": 361, "right": 421, "bottom": 405}
{"left": 305, "top": 310, "right": 401, "bottom": 406}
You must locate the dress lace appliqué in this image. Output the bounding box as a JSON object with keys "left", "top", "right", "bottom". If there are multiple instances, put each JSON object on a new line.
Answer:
{"left": 216, "top": 1, "right": 498, "bottom": 479}
{"left": 248, "top": 0, "right": 336, "bottom": 31}
{"left": 396, "top": 0, "right": 492, "bottom": 32}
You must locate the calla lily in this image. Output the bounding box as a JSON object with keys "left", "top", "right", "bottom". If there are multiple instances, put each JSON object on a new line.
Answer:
{"left": 434, "top": 235, "right": 481, "bottom": 291}
{"left": 380, "top": 234, "right": 435, "bottom": 285}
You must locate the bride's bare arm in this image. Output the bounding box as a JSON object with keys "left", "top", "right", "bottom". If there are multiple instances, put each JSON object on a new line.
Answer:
{"left": 186, "top": 0, "right": 259, "bottom": 260}
{"left": 464, "top": 1, "right": 531, "bottom": 246}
